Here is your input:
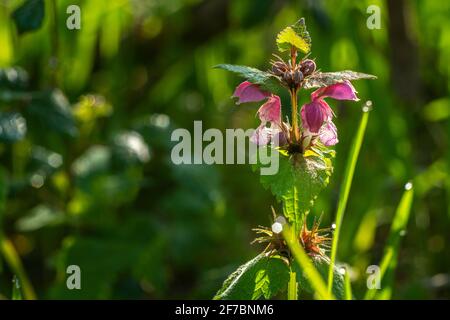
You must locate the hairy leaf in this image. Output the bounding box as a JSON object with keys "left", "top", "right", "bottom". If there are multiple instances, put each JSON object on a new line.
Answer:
{"left": 214, "top": 64, "right": 279, "bottom": 92}
{"left": 12, "top": 0, "right": 45, "bottom": 34}
{"left": 277, "top": 18, "right": 311, "bottom": 54}
{"left": 254, "top": 148, "right": 334, "bottom": 228}
{"left": 303, "top": 71, "right": 377, "bottom": 89}
{"left": 214, "top": 254, "right": 289, "bottom": 300}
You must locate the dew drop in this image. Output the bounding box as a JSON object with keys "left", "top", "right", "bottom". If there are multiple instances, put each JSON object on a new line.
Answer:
{"left": 404, "top": 181, "right": 413, "bottom": 190}
{"left": 271, "top": 222, "right": 283, "bottom": 234}
{"left": 362, "top": 100, "right": 373, "bottom": 113}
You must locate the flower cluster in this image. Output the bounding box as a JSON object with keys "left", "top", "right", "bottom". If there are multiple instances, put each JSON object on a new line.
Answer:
{"left": 232, "top": 78, "right": 359, "bottom": 151}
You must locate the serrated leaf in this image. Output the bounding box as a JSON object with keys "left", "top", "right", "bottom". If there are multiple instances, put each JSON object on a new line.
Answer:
{"left": 293, "top": 257, "right": 345, "bottom": 299}
{"left": 0, "top": 112, "right": 27, "bottom": 143}
{"left": 12, "top": 0, "right": 45, "bottom": 34}
{"left": 214, "top": 64, "right": 279, "bottom": 92}
{"left": 214, "top": 254, "right": 289, "bottom": 300}
{"left": 276, "top": 18, "right": 311, "bottom": 54}
{"left": 303, "top": 71, "right": 377, "bottom": 89}
{"left": 254, "top": 149, "right": 334, "bottom": 228}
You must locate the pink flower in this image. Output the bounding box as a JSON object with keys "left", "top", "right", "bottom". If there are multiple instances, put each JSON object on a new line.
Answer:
{"left": 232, "top": 81, "right": 271, "bottom": 104}
{"left": 319, "top": 122, "right": 338, "bottom": 146}
{"left": 251, "top": 96, "right": 284, "bottom": 146}
{"left": 301, "top": 81, "right": 358, "bottom": 146}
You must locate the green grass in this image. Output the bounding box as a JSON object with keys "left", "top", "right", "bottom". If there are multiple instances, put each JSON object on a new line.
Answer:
{"left": 287, "top": 270, "right": 298, "bottom": 300}
{"left": 283, "top": 225, "right": 335, "bottom": 300}
{"left": 344, "top": 268, "right": 352, "bottom": 300}
{"left": 0, "top": 237, "right": 37, "bottom": 300}
{"left": 365, "top": 183, "right": 414, "bottom": 299}
{"left": 328, "top": 104, "right": 371, "bottom": 293}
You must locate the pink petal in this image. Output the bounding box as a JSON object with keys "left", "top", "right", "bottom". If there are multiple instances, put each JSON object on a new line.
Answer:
{"left": 257, "top": 95, "right": 281, "bottom": 123}
{"left": 319, "top": 121, "right": 339, "bottom": 146}
{"left": 232, "top": 81, "right": 270, "bottom": 104}
{"left": 301, "top": 99, "right": 332, "bottom": 133}
{"left": 311, "top": 80, "right": 359, "bottom": 101}
{"left": 250, "top": 125, "right": 271, "bottom": 146}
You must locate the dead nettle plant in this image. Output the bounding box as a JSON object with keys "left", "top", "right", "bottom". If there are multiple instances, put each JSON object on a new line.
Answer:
{"left": 214, "top": 18, "right": 377, "bottom": 300}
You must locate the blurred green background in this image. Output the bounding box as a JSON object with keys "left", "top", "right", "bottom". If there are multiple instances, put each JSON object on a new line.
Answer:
{"left": 0, "top": 0, "right": 449, "bottom": 299}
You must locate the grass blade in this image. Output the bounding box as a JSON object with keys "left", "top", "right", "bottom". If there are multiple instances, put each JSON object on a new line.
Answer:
{"left": 343, "top": 268, "right": 352, "bottom": 300}
{"left": 328, "top": 104, "right": 371, "bottom": 293}
{"left": 287, "top": 270, "right": 298, "bottom": 300}
{"left": 365, "top": 182, "right": 414, "bottom": 300}
{"left": 12, "top": 275, "right": 22, "bottom": 300}
{"left": 283, "top": 225, "right": 335, "bottom": 300}
{"left": 0, "top": 237, "right": 37, "bottom": 300}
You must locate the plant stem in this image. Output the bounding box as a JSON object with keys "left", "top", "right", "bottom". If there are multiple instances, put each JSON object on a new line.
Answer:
{"left": 327, "top": 106, "right": 370, "bottom": 293}
{"left": 289, "top": 45, "right": 300, "bottom": 143}
{"left": 287, "top": 270, "right": 298, "bottom": 300}
{"left": 290, "top": 89, "right": 300, "bottom": 142}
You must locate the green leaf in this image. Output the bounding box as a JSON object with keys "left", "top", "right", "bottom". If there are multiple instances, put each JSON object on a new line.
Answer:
{"left": 12, "top": 0, "right": 45, "bottom": 34}
{"left": 422, "top": 98, "right": 450, "bottom": 122}
{"left": 16, "top": 205, "right": 64, "bottom": 232}
{"left": 112, "top": 131, "right": 151, "bottom": 165}
{"left": 276, "top": 18, "right": 311, "bottom": 54}
{"left": 214, "top": 64, "right": 279, "bottom": 92}
{"left": 0, "top": 112, "right": 27, "bottom": 143}
{"left": 303, "top": 71, "right": 377, "bottom": 89}
{"left": 254, "top": 148, "right": 334, "bottom": 229}
{"left": 214, "top": 254, "right": 289, "bottom": 300}
{"left": 0, "top": 67, "right": 29, "bottom": 90}
{"left": 25, "top": 89, "right": 78, "bottom": 137}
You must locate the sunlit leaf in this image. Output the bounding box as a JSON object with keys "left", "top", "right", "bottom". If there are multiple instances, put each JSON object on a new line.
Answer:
{"left": 214, "top": 64, "right": 279, "bottom": 92}
{"left": 303, "top": 71, "right": 377, "bottom": 89}
{"left": 214, "top": 254, "right": 289, "bottom": 300}
{"left": 276, "top": 18, "right": 311, "bottom": 54}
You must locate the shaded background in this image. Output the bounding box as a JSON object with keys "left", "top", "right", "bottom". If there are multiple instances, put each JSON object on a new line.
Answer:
{"left": 0, "top": 0, "right": 449, "bottom": 299}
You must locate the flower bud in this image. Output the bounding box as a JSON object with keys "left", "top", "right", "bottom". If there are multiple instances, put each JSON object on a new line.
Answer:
{"left": 282, "top": 70, "right": 295, "bottom": 87}
{"left": 294, "top": 69, "right": 304, "bottom": 84}
{"left": 271, "top": 61, "right": 287, "bottom": 76}
{"left": 300, "top": 59, "right": 316, "bottom": 77}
